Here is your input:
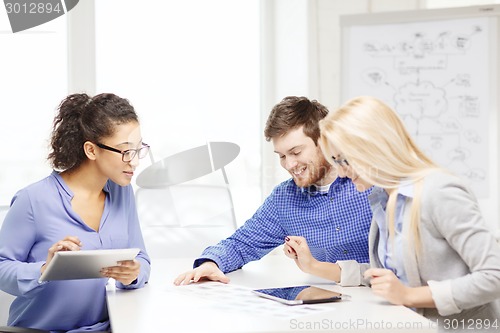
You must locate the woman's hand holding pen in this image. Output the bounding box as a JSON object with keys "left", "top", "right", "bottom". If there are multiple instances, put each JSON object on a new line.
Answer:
{"left": 365, "top": 268, "right": 436, "bottom": 308}
{"left": 284, "top": 236, "right": 342, "bottom": 283}
{"left": 284, "top": 236, "right": 317, "bottom": 274}
{"left": 364, "top": 268, "right": 410, "bottom": 305}
{"left": 41, "top": 235, "right": 82, "bottom": 274}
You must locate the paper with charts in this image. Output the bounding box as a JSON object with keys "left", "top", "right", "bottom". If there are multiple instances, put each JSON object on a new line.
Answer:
{"left": 171, "top": 282, "right": 334, "bottom": 318}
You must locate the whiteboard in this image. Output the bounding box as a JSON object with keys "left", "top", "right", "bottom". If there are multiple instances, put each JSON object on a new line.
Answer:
{"left": 340, "top": 5, "right": 500, "bottom": 228}
{"left": 340, "top": 5, "right": 499, "bottom": 204}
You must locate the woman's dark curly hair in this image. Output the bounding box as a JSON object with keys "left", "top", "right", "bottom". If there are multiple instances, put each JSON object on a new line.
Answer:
{"left": 48, "top": 93, "right": 138, "bottom": 171}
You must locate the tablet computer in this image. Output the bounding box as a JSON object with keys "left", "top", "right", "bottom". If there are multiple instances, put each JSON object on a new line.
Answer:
{"left": 39, "top": 248, "right": 140, "bottom": 282}
{"left": 252, "top": 285, "right": 350, "bottom": 305}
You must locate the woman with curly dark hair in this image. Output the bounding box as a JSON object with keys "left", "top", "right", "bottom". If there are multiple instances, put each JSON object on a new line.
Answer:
{"left": 0, "top": 93, "right": 151, "bottom": 332}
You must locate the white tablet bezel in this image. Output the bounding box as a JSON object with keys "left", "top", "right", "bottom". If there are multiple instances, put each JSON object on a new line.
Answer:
{"left": 39, "top": 248, "right": 140, "bottom": 282}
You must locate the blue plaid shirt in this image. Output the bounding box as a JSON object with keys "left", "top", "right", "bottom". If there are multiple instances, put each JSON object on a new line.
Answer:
{"left": 194, "top": 177, "right": 373, "bottom": 273}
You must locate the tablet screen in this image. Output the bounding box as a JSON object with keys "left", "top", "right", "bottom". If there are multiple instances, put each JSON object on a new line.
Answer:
{"left": 252, "top": 285, "right": 347, "bottom": 305}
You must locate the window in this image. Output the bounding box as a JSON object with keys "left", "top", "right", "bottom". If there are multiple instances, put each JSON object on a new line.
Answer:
{"left": 95, "top": 0, "right": 261, "bottom": 225}
{"left": 0, "top": 10, "right": 67, "bottom": 204}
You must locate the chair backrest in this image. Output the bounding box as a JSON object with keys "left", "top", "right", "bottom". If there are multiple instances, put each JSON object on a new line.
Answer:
{"left": 0, "top": 326, "right": 50, "bottom": 332}
{"left": 0, "top": 291, "right": 15, "bottom": 326}
{"left": 136, "top": 183, "right": 237, "bottom": 259}
{"left": 0, "top": 206, "right": 15, "bottom": 326}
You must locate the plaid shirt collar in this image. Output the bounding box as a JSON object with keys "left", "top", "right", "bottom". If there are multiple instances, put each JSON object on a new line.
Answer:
{"left": 301, "top": 184, "right": 330, "bottom": 196}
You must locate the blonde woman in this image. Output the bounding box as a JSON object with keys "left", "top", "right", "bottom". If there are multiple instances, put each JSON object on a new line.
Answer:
{"left": 286, "top": 96, "right": 500, "bottom": 326}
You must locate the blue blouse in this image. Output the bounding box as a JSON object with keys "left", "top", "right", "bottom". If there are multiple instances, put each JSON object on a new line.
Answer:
{"left": 369, "top": 185, "right": 412, "bottom": 284}
{"left": 195, "top": 177, "right": 373, "bottom": 273}
{"left": 0, "top": 171, "right": 150, "bottom": 332}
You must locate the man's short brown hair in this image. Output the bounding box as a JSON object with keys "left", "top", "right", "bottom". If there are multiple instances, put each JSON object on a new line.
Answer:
{"left": 264, "top": 96, "right": 329, "bottom": 145}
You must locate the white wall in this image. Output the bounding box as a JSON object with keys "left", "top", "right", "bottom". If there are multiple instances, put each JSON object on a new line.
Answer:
{"left": 0, "top": 9, "right": 66, "bottom": 205}
{"left": 260, "top": 0, "right": 318, "bottom": 196}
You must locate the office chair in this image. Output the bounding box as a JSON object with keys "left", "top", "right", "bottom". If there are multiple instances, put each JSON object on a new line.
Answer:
{"left": 135, "top": 142, "right": 240, "bottom": 259}
{"left": 0, "top": 327, "right": 49, "bottom": 333}
{"left": 0, "top": 291, "right": 15, "bottom": 328}
{"left": 136, "top": 182, "right": 237, "bottom": 258}
{"left": 0, "top": 326, "right": 107, "bottom": 333}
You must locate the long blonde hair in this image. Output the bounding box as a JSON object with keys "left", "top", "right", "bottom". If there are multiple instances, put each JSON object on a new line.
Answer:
{"left": 319, "top": 96, "right": 440, "bottom": 253}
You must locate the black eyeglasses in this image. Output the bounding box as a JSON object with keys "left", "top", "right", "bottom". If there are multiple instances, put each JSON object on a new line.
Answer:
{"left": 96, "top": 142, "right": 150, "bottom": 162}
{"left": 331, "top": 155, "right": 349, "bottom": 167}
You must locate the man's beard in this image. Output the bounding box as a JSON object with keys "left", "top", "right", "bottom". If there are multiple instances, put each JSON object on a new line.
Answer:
{"left": 293, "top": 155, "right": 332, "bottom": 187}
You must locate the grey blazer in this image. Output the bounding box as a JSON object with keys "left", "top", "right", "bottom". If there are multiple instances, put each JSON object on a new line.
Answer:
{"left": 367, "top": 171, "right": 500, "bottom": 322}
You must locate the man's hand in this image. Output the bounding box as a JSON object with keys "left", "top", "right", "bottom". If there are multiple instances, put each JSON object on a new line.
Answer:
{"left": 173, "top": 261, "right": 230, "bottom": 286}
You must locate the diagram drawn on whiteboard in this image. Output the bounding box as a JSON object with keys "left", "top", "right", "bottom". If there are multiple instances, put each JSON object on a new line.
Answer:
{"left": 343, "top": 17, "right": 491, "bottom": 197}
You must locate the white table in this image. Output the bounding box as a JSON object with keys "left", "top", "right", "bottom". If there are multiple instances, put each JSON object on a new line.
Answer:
{"left": 106, "top": 254, "right": 437, "bottom": 332}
